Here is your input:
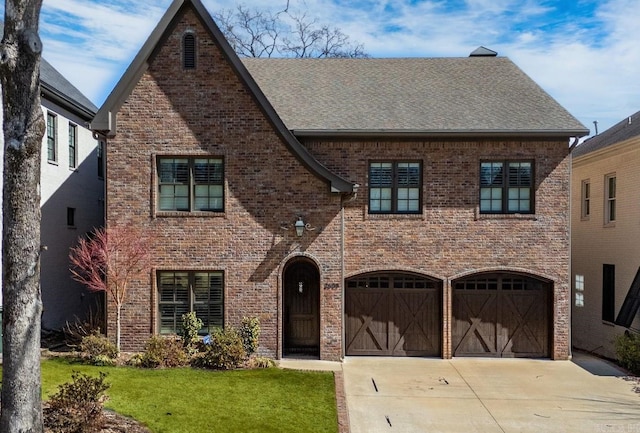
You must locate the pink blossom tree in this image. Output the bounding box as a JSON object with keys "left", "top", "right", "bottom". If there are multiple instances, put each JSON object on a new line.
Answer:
{"left": 69, "top": 226, "right": 150, "bottom": 351}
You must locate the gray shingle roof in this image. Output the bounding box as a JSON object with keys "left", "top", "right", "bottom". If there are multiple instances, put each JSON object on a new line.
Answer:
{"left": 242, "top": 57, "right": 588, "bottom": 137}
{"left": 40, "top": 58, "right": 98, "bottom": 119}
{"left": 573, "top": 110, "right": 640, "bottom": 157}
{"left": 0, "top": 22, "right": 97, "bottom": 120}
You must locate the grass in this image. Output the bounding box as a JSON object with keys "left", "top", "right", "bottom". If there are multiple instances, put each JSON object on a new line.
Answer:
{"left": 7, "top": 357, "right": 339, "bottom": 433}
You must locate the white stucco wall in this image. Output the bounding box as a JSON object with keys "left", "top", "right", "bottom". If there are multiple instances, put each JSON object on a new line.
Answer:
{"left": 571, "top": 137, "right": 640, "bottom": 359}
{"left": 39, "top": 99, "right": 104, "bottom": 330}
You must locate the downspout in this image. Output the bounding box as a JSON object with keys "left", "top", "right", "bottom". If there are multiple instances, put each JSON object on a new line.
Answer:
{"left": 568, "top": 136, "right": 580, "bottom": 152}
{"left": 567, "top": 138, "right": 577, "bottom": 359}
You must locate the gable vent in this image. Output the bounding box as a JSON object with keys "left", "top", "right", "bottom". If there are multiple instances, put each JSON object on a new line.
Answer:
{"left": 183, "top": 33, "right": 196, "bottom": 69}
{"left": 470, "top": 46, "right": 497, "bottom": 57}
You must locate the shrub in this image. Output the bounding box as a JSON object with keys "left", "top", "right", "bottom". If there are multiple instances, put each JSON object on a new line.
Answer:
{"left": 63, "top": 303, "right": 105, "bottom": 347}
{"left": 139, "top": 335, "right": 189, "bottom": 368}
{"left": 79, "top": 332, "right": 118, "bottom": 364}
{"left": 615, "top": 331, "right": 640, "bottom": 374}
{"left": 247, "top": 356, "right": 276, "bottom": 369}
{"left": 43, "top": 371, "right": 110, "bottom": 433}
{"left": 180, "top": 312, "right": 203, "bottom": 355}
{"left": 192, "top": 327, "right": 246, "bottom": 370}
{"left": 239, "top": 316, "right": 261, "bottom": 356}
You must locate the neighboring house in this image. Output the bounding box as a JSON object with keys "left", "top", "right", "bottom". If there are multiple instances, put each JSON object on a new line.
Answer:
{"left": 91, "top": 0, "right": 588, "bottom": 360}
{"left": 572, "top": 111, "right": 640, "bottom": 359}
{"left": 0, "top": 49, "right": 105, "bottom": 331}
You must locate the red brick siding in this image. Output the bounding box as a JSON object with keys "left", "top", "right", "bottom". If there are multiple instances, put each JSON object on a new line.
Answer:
{"left": 105, "top": 9, "right": 343, "bottom": 358}
{"left": 304, "top": 138, "right": 571, "bottom": 359}
{"left": 105, "top": 6, "right": 571, "bottom": 360}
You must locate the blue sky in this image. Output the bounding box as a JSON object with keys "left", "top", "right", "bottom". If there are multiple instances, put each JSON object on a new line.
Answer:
{"left": 4, "top": 0, "right": 640, "bottom": 136}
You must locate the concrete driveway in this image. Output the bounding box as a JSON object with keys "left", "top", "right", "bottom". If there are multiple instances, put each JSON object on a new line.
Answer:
{"left": 343, "top": 352, "right": 640, "bottom": 433}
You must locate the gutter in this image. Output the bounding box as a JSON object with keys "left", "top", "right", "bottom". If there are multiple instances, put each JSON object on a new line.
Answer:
{"left": 41, "top": 83, "right": 97, "bottom": 122}
{"left": 292, "top": 129, "right": 591, "bottom": 139}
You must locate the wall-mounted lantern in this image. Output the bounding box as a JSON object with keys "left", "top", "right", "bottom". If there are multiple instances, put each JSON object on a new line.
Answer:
{"left": 295, "top": 217, "right": 305, "bottom": 237}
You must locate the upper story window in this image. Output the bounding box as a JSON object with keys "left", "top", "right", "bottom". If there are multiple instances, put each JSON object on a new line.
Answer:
{"left": 581, "top": 180, "right": 590, "bottom": 219}
{"left": 68, "top": 123, "right": 77, "bottom": 169}
{"left": 368, "top": 161, "right": 421, "bottom": 214}
{"left": 158, "top": 157, "right": 224, "bottom": 212}
{"left": 47, "top": 112, "right": 57, "bottom": 162}
{"left": 480, "top": 160, "right": 533, "bottom": 214}
{"left": 605, "top": 173, "right": 616, "bottom": 224}
{"left": 97, "top": 141, "right": 104, "bottom": 179}
{"left": 183, "top": 33, "right": 196, "bottom": 69}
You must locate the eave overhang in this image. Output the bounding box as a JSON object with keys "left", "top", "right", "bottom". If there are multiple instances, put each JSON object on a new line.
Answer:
{"left": 292, "top": 128, "right": 591, "bottom": 139}
{"left": 41, "top": 82, "right": 96, "bottom": 122}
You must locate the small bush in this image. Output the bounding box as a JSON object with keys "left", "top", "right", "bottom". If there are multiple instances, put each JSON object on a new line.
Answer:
{"left": 239, "top": 316, "right": 261, "bottom": 356}
{"left": 43, "top": 371, "right": 110, "bottom": 433}
{"left": 63, "top": 303, "right": 105, "bottom": 347}
{"left": 192, "top": 327, "right": 246, "bottom": 370}
{"left": 139, "top": 335, "right": 189, "bottom": 368}
{"left": 180, "top": 312, "right": 203, "bottom": 355}
{"left": 615, "top": 331, "right": 640, "bottom": 374}
{"left": 247, "top": 356, "right": 276, "bottom": 369}
{"left": 79, "top": 332, "right": 118, "bottom": 364}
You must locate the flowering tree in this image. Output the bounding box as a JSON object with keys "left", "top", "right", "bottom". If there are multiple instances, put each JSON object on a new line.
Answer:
{"left": 69, "top": 226, "right": 150, "bottom": 351}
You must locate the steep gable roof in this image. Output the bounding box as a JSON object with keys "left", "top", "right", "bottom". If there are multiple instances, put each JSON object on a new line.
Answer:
{"left": 242, "top": 57, "right": 588, "bottom": 138}
{"left": 573, "top": 110, "right": 640, "bottom": 157}
{"left": 91, "top": 0, "right": 354, "bottom": 194}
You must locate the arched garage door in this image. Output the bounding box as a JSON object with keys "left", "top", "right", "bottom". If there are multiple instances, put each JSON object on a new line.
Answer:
{"left": 345, "top": 273, "right": 441, "bottom": 356}
{"left": 452, "top": 273, "right": 550, "bottom": 358}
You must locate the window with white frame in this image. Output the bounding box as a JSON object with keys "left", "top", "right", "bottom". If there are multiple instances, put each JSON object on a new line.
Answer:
{"left": 47, "top": 112, "right": 57, "bottom": 162}
{"left": 158, "top": 271, "right": 223, "bottom": 335}
{"left": 605, "top": 174, "right": 616, "bottom": 224}
{"left": 157, "top": 157, "right": 224, "bottom": 212}
{"left": 581, "top": 180, "right": 590, "bottom": 219}
{"left": 575, "top": 274, "right": 584, "bottom": 307}
{"left": 68, "top": 123, "right": 77, "bottom": 168}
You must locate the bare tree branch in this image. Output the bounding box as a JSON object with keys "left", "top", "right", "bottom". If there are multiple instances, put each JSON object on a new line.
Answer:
{"left": 213, "top": 4, "right": 368, "bottom": 58}
{"left": 69, "top": 226, "right": 150, "bottom": 351}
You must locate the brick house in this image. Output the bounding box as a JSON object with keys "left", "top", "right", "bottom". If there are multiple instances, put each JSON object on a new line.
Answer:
{"left": 91, "top": 0, "right": 588, "bottom": 360}
{"left": 572, "top": 111, "right": 640, "bottom": 359}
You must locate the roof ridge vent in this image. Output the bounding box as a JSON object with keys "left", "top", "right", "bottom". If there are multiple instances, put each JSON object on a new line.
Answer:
{"left": 470, "top": 46, "right": 497, "bottom": 57}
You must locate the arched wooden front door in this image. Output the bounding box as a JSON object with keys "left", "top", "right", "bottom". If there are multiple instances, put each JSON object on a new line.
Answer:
{"left": 283, "top": 258, "right": 320, "bottom": 357}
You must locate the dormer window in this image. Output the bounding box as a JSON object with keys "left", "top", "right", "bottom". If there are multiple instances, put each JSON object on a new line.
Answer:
{"left": 183, "top": 33, "right": 196, "bottom": 69}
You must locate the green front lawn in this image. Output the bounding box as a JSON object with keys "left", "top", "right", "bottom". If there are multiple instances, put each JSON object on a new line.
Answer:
{"left": 8, "top": 358, "right": 339, "bottom": 433}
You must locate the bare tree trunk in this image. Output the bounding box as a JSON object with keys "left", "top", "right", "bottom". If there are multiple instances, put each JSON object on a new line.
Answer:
{"left": 0, "top": 1, "right": 45, "bottom": 432}
{"left": 116, "top": 304, "right": 121, "bottom": 352}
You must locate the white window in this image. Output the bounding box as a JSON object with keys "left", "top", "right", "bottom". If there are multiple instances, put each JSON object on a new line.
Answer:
{"left": 581, "top": 180, "right": 590, "bottom": 219}
{"left": 575, "top": 274, "right": 584, "bottom": 307}
{"left": 605, "top": 174, "right": 616, "bottom": 224}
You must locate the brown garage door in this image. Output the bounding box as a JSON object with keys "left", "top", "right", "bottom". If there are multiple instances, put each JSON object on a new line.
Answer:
{"left": 345, "top": 273, "right": 441, "bottom": 356}
{"left": 452, "top": 274, "right": 550, "bottom": 358}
